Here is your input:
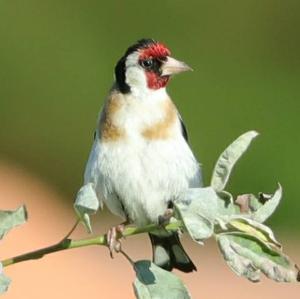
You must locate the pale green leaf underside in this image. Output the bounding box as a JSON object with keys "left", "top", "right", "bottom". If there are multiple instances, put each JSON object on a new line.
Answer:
{"left": 211, "top": 131, "right": 259, "bottom": 192}
{"left": 0, "top": 205, "right": 27, "bottom": 240}
{"left": 174, "top": 175, "right": 297, "bottom": 283}
{"left": 215, "top": 184, "right": 282, "bottom": 225}
{"left": 134, "top": 260, "right": 191, "bottom": 299}
{"left": 217, "top": 234, "right": 299, "bottom": 282}
{"left": 251, "top": 184, "right": 282, "bottom": 223}
{"left": 227, "top": 217, "right": 281, "bottom": 249}
{"left": 0, "top": 206, "right": 27, "bottom": 294}
{"left": 0, "top": 265, "right": 11, "bottom": 294}
{"left": 74, "top": 183, "right": 99, "bottom": 233}
{"left": 175, "top": 187, "right": 219, "bottom": 243}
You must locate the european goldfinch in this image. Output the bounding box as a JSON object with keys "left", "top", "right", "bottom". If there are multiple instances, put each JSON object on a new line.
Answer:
{"left": 83, "top": 39, "right": 202, "bottom": 272}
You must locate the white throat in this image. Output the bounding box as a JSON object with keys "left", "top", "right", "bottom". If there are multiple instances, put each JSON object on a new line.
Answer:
{"left": 127, "top": 85, "right": 168, "bottom": 103}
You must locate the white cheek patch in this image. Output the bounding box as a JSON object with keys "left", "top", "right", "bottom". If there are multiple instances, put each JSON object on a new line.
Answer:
{"left": 125, "top": 52, "right": 149, "bottom": 96}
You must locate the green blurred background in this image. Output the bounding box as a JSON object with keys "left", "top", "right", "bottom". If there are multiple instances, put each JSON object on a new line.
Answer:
{"left": 0, "top": 0, "right": 299, "bottom": 233}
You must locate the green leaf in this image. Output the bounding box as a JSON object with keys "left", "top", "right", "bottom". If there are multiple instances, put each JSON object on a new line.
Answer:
{"left": 175, "top": 187, "right": 219, "bottom": 243}
{"left": 0, "top": 264, "right": 11, "bottom": 294}
{"left": 74, "top": 183, "right": 100, "bottom": 233}
{"left": 217, "top": 234, "right": 260, "bottom": 282}
{"left": 217, "top": 233, "right": 300, "bottom": 282}
{"left": 211, "top": 131, "right": 259, "bottom": 192}
{"left": 133, "top": 260, "right": 191, "bottom": 299}
{"left": 214, "top": 187, "right": 299, "bottom": 283}
{"left": 215, "top": 191, "right": 240, "bottom": 224}
{"left": 214, "top": 185, "right": 282, "bottom": 228}
{"left": 226, "top": 217, "right": 281, "bottom": 249}
{"left": 0, "top": 206, "right": 27, "bottom": 294}
{"left": 0, "top": 205, "right": 27, "bottom": 240}
{"left": 251, "top": 184, "right": 282, "bottom": 223}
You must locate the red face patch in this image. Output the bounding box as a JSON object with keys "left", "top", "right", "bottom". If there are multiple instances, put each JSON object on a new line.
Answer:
{"left": 139, "top": 42, "right": 171, "bottom": 90}
{"left": 145, "top": 72, "right": 170, "bottom": 90}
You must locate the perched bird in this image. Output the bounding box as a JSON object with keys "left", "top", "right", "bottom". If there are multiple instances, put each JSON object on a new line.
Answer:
{"left": 83, "top": 39, "right": 202, "bottom": 272}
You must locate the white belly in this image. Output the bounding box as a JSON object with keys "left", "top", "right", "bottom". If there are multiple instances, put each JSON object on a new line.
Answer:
{"left": 84, "top": 136, "right": 202, "bottom": 226}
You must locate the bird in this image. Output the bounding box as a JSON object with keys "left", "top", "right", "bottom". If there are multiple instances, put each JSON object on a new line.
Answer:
{"left": 82, "top": 38, "right": 202, "bottom": 272}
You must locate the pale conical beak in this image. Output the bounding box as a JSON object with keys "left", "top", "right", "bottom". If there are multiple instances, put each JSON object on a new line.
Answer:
{"left": 161, "top": 56, "right": 193, "bottom": 76}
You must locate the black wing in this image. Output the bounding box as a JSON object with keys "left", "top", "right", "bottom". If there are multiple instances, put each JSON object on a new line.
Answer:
{"left": 179, "top": 116, "right": 189, "bottom": 143}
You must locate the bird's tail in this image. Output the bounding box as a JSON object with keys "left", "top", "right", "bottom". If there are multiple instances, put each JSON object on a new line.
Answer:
{"left": 149, "top": 233, "right": 197, "bottom": 273}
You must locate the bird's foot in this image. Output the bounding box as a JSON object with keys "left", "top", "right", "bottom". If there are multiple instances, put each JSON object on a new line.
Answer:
{"left": 158, "top": 208, "right": 174, "bottom": 227}
{"left": 106, "top": 223, "right": 126, "bottom": 258}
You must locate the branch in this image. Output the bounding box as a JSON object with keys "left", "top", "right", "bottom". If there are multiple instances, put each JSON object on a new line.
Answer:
{"left": 1, "top": 220, "right": 183, "bottom": 268}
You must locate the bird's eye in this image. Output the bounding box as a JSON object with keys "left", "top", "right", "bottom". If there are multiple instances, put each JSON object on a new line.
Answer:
{"left": 141, "top": 59, "right": 153, "bottom": 69}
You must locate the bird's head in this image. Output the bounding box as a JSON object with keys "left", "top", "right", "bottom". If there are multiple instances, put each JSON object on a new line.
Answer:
{"left": 114, "top": 39, "right": 192, "bottom": 95}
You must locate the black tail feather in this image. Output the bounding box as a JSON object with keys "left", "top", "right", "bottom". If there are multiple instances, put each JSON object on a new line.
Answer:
{"left": 149, "top": 233, "right": 197, "bottom": 273}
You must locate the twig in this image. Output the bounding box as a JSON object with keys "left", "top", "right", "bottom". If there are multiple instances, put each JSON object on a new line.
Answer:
{"left": 60, "top": 219, "right": 80, "bottom": 241}
{"left": 120, "top": 250, "right": 135, "bottom": 266}
{"left": 1, "top": 220, "right": 183, "bottom": 268}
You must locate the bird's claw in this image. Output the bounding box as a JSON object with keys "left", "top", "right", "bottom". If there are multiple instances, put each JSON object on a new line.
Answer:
{"left": 106, "top": 224, "right": 125, "bottom": 258}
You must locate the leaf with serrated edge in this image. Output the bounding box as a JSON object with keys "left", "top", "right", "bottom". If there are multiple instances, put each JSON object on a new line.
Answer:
{"left": 211, "top": 131, "right": 259, "bottom": 192}
{"left": 0, "top": 263, "right": 11, "bottom": 294}
{"left": 175, "top": 187, "right": 218, "bottom": 243}
{"left": 133, "top": 260, "right": 191, "bottom": 299}
{"left": 0, "top": 205, "right": 27, "bottom": 240}
{"left": 217, "top": 234, "right": 299, "bottom": 282}
{"left": 74, "top": 183, "right": 100, "bottom": 233}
